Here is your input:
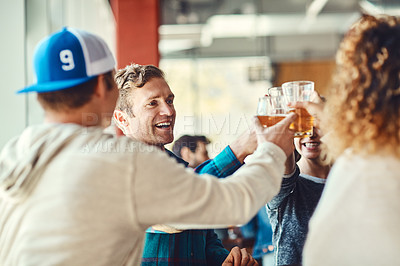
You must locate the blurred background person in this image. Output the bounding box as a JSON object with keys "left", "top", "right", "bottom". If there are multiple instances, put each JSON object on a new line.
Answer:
{"left": 172, "top": 134, "right": 210, "bottom": 168}
{"left": 303, "top": 14, "right": 400, "bottom": 266}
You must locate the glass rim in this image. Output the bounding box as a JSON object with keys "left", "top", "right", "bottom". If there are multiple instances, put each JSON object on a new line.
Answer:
{"left": 282, "top": 80, "right": 315, "bottom": 87}
{"left": 267, "top": 86, "right": 283, "bottom": 96}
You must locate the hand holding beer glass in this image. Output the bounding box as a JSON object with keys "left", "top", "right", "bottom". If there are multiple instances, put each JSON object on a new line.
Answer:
{"left": 281, "top": 81, "right": 315, "bottom": 137}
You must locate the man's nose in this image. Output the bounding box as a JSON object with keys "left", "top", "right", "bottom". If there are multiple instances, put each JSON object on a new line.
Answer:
{"left": 160, "top": 102, "right": 174, "bottom": 116}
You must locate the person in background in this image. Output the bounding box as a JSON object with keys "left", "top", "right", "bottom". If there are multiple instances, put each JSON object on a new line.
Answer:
{"left": 300, "top": 14, "right": 400, "bottom": 266}
{"left": 266, "top": 122, "right": 332, "bottom": 266}
{"left": 172, "top": 134, "right": 210, "bottom": 168}
{"left": 114, "top": 63, "right": 272, "bottom": 265}
{"left": 0, "top": 27, "right": 297, "bottom": 266}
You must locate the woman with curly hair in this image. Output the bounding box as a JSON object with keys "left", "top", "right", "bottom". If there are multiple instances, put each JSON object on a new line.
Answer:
{"left": 301, "top": 14, "right": 400, "bottom": 266}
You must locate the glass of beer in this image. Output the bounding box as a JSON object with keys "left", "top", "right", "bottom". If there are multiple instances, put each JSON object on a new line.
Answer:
{"left": 256, "top": 92, "right": 288, "bottom": 127}
{"left": 281, "top": 80, "right": 314, "bottom": 137}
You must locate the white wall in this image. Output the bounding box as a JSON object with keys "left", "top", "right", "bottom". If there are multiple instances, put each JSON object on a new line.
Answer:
{"left": 0, "top": 0, "right": 115, "bottom": 149}
{"left": 0, "top": 0, "right": 26, "bottom": 149}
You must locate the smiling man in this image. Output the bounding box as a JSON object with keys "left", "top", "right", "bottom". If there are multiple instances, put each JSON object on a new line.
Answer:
{"left": 114, "top": 66, "right": 176, "bottom": 147}
{"left": 113, "top": 63, "right": 259, "bottom": 265}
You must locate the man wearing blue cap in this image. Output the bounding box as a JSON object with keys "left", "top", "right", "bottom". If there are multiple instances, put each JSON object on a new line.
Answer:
{"left": 0, "top": 27, "right": 297, "bottom": 265}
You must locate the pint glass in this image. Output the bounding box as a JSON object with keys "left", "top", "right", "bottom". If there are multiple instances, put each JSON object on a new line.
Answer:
{"left": 256, "top": 91, "right": 288, "bottom": 127}
{"left": 281, "top": 81, "right": 314, "bottom": 137}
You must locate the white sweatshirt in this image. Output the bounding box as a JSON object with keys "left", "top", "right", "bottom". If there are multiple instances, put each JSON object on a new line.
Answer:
{"left": 303, "top": 150, "right": 400, "bottom": 266}
{"left": 0, "top": 123, "right": 286, "bottom": 266}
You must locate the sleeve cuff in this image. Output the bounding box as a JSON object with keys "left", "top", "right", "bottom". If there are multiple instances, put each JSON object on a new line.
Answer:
{"left": 223, "top": 145, "right": 242, "bottom": 165}
{"left": 281, "top": 166, "right": 300, "bottom": 187}
{"left": 212, "top": 146, "right": 242, "bottom": 174}
{"left": 283, "top": 167, "right": 297, "bottom": 178}
{"left": 249, "top": 142, "right": 287, "bottom": 165}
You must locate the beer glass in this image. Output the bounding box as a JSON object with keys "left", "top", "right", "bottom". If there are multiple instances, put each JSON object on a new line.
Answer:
{"left": 256, "top": 92, "right": 288, "bottom": 127}
{"left": 281, "top": 80, "right": 314, "bottom": 137}
{"left": 268, "top": 86, "right": 284, "bottom": 97}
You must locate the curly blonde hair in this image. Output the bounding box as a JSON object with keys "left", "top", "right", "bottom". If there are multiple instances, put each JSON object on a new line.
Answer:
{"left": 114, "top": 63, "right": 164, "bottom": 116}
{"left": 324, "top": 14, "right": 400, "bottom": 157}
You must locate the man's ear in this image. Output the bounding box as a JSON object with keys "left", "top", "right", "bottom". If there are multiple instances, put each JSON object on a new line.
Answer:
{"left": 180, "top": 146, "right": 193, "bottom": 162}
{"left": 94, "top": 74, "right": 108, "bottom": 99}
{"left": 113, "top": 110, "right": 129, "bottom": 134}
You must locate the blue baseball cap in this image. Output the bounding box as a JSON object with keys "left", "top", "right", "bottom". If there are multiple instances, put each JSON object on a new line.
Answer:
{"left": 18, "top": 27, "right": 115, "bottom": 93}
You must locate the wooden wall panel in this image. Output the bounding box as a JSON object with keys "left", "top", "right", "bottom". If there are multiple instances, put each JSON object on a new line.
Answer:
{"left": 275, "top": 60, "right": 336, "bottom": 96}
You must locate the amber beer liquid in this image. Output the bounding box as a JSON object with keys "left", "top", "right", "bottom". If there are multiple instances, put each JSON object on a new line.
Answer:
{"left": 257, "top": 114, "right": 286, "bottom": 127}
{"left": 289, "top": 108, "right": 314, "bottom": 137}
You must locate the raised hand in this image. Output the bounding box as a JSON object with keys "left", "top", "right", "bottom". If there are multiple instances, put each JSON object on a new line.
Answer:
{"left": 229, "top": 126, "right": 258, "bottom": 163}
{"left": 288, "top": 91, "right": 325, "bottom": 128}
{"left": 254, "top": 113, "right": 297, "bottom": 157}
